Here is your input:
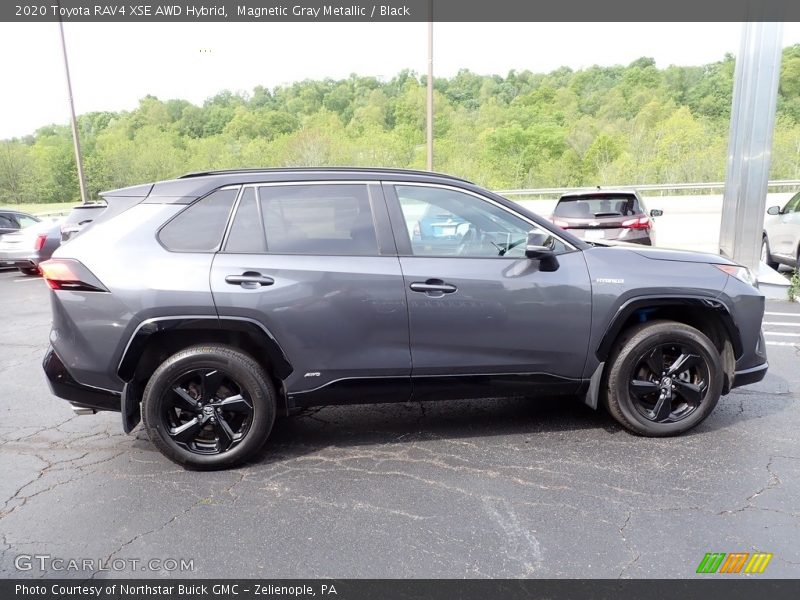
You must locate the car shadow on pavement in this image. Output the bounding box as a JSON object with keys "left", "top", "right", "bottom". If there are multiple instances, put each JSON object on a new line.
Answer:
{"left": 245, "top": 396, "right": 625, "bottom": 466}
{"left": 246, "top": 372, "right": 795, "bottom": 467}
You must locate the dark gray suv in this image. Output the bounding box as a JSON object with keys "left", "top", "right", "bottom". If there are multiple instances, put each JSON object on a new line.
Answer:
{"left": 41, "top": 168, "right": 768, "bottom": 469}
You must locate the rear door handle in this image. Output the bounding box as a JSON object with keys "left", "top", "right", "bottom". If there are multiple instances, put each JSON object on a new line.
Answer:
{"left": 409, "top": 279, "right": 457, "bottom": 295}
{"left": 225, "top": 272, "right": 275, "bottom": 288}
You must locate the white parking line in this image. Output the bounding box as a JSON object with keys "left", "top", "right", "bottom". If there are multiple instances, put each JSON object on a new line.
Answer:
{"left": 13, "top": 278, "right": 42, "bottom": 283}
{"left": 766, "top": 341, "right": 800, "bottom": 347}
{"left": 765, "top": 311, "right": 800, "bottom": 317}
{"left": 763, "top": 331, "right": 800, "bottom": 337}
{"left": 763, "top": 321, "right": 800, "bottom": 327}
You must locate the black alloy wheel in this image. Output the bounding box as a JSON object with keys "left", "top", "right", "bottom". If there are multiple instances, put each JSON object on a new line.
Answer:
{"left": 142, "top": 345, "right": 276, "bottom": 469}
{"left": 604, "top": 320, "right": 724, "bottom": 437}
{"left": 163, "top": 368, "right": 254, "bottom": 454}
{"left": 628, "top": 343, "right": 709, "bottom": 423}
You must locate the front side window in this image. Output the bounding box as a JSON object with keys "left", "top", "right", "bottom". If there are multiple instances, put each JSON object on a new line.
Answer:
{"left": 258, "top": 184, "right": 378, "bottom": 255}
{"left": 16, "top": 215, "right": 39, "bottom": 228}
{"left": 395, "top": 185, "right": 563, "bottom": 258}
{"left": 159, "top": 188, "right": 238, "bottom": 252}
{"left": 783, "top": 192, "right": 800, "bottom": 214}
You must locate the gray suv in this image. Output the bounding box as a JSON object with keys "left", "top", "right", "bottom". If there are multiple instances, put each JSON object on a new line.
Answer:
{"left": 41, "top": 168, "right": 768, "bottom": 469}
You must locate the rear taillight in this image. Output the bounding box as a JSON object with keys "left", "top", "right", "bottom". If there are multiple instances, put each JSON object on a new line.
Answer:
{"left": 622, "top": 216, "right": 651, "bottom": 230}
{"left": 34, "top": 234, "right": 47, "bottom": 251}
{"left": 39, "top": 259, "right": 108, "bottom": 292}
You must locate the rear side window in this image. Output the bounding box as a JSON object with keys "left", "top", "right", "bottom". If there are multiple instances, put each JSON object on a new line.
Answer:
{"left": 159, "top": 188, "right": 238, "bottom": 252}
{"left": 225, "top": 188, "right": 266, "bottom": 253}
{"left": 554, "top": 194, "right": 641, "bottom": 218}
{"left": 258, "top": 184, "right": 378, "bottom": 255}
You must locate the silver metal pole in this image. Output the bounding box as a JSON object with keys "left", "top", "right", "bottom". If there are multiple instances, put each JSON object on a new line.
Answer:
{"left": 719, "top": 22, "right": 784, "bottom": 272}
{"left": 57, "top": 12, "right": 89, "bottom": 204}
{"left": 426, "top": 8, "right": 433, "bottom": 171}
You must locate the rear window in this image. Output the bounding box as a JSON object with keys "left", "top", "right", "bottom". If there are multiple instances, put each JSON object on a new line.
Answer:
{"left": 554, "top": 194, "right": 641, "bottom": 218}
{"left": 63, "top": 205, "right": 106, "bottom": 225}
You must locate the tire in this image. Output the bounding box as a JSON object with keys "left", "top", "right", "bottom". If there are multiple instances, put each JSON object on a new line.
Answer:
{"left": 761, "top": 235, "right": 779, "bottom": 270}
{"left": 603, "top": 320, "right": 724, "bottom": 437}
{"left": 141, "top": 344, "right": 276, "bottom": 469}
{"left": 19, "top": 267, "right": 39, "bottom": 276}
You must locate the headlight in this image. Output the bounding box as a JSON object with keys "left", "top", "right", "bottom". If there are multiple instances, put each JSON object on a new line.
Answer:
{"left": 715, "top": 264, "right": 758, "bottom": 287}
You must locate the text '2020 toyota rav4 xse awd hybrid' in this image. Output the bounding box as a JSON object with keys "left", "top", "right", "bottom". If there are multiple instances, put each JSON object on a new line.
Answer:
{"left": 41, "top": 168, "right": 768, "bottom": 469}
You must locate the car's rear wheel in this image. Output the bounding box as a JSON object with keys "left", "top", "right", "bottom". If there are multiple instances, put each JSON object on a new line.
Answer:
{"left": 761, "top": 235, "right": 779, "bottom": 269}
{"left": 19, "top": 267, "right": 39, "bottom": 276}
{"left": 141, "top": 345, "right": 276, "bottom": 469}
{"left": 604, "top": 320, "right": 723, "bottom": 436}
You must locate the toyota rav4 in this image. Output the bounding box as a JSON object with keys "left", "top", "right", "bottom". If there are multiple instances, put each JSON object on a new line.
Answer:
{"left": 41, "top": 168, "right": 768, "bottom": 469}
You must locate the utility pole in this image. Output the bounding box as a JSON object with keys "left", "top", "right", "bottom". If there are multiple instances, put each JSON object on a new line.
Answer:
{"left": 426, "top": 2, "right": 433, "bottom": 171}
{"left": 57, "top": 9, "right": 89, "bottom": 204}
{"left": 719, "top": 21, "right": 783, "bottom": 272}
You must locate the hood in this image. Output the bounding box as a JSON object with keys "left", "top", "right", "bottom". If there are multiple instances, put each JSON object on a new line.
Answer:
{"left": 591, "top": 241, "right": 736, "bottom": 265}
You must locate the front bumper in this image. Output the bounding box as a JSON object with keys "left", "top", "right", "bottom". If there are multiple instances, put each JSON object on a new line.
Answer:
{"left": 43, "top": 347, "right": 121, "bottom": 412}
{"left": 732, "top": 361, "right": 769, "bottom": 388}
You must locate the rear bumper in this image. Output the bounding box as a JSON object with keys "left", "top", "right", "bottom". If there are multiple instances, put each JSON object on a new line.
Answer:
{"left": 0, "top": 249, "right": 41, "bottom": 267}
{"left": 732, "top": 361, "right": 769, "bottom": 388}
{"left": 43, "top": 347, "right": 121, "bottom": 412}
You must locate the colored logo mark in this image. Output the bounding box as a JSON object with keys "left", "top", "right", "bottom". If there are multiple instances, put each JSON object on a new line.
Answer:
{"left": 696, "top": 552, "right": 773, "bottom": 574}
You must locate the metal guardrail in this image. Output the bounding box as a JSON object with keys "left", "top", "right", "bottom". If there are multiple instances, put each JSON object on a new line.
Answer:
{"left": 497, "top": 180, "right": 800, "bottom": 197}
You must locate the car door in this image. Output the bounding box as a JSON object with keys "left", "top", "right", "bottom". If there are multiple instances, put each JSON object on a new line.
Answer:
{"left": 384, "top": 182, "right": 593, "bottom": 401}
{"left": 210, "top": 182, "right": 411, "bottom": 408}
{"left": 771, "top": 192, "right": 800, "bottom": 260}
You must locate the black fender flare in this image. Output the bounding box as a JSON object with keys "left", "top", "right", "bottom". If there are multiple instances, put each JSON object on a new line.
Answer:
{"left": 116, "top": 315, "right": 293, "bottom": 382}
{"left": 595, "top": 295, "right": 743, "bottom": 362}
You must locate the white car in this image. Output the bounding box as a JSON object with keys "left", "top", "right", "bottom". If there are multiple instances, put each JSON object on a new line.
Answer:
{"left": 763, "top": 190, "right": 800, "bottom": 270}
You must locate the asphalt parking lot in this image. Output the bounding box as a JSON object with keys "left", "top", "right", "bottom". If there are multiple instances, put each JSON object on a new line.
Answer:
{"left": 0, "top": 268, "right": 799, "bottom": 579}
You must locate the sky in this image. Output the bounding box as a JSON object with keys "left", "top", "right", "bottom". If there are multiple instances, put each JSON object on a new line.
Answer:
{"left": 1, "top": 21, "right": 799, "bottom": 139}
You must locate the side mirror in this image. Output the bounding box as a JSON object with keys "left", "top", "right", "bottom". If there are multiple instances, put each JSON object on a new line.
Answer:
{"left": 525, "top": 231, "right": 559, "bottom": 271}
{"left": 649, "top": 209, "right": 663, "bottom": 218}
{"left": 767, "top": 205, "right": 781, "bottom": 216}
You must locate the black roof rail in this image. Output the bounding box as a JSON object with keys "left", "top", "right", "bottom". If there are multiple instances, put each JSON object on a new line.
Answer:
{"left": 178, "top": 166, "right": 474, "bottom": 184}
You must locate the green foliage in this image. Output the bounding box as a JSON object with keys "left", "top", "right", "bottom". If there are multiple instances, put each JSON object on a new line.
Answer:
{"left": 788, "top": 269, "right": 800, "bottom": 302}
{"left": 3, "top": 46, "right": 800, "bottom": 204}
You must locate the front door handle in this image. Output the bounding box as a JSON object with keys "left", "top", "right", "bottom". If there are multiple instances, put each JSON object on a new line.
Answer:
{"left": 409, "top": 279, "right": 457, "bottom": 295}
{"left": 225, "top": 272, "right": 275, "bottom": 288}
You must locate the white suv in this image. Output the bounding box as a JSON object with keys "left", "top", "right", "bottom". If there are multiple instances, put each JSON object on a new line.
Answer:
{"left": 763, "top": 190, "right": 800, "bottom": 270}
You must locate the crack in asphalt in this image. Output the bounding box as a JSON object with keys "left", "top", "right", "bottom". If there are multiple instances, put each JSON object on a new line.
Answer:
{"left": 481, "top": 497, "right": 543, "bottom": 577}
{"left": 0, "top": 533, "right": 11, "bottom": 569}
{"left": 0, "top": 449, "right": 127, "bottom": 520}
{"left": 718, "top": 455, "right": 785, "bottom": 517}
{"left": 6, "top": 415, "right": 79, "bottom": 444}
{"left": 86, "top": 470, "right": 249, "bottom": 579}
{"left": 617, "top": 511, "right": 641, "bottom": 578}
{"left": 293, "top": 493, "right": 434, "bottom": 522}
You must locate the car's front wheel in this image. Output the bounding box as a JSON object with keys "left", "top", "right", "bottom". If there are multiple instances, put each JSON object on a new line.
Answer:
{"left": 141, "top": 345, "right": 276, "bottom": 469}
{"left": 604, "top": 321, "right": 723, "bottom": 436}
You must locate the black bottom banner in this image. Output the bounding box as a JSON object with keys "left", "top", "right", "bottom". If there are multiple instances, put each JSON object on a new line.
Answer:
{"left": 3, "top": 579, "right": 800, "bottom": 600}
